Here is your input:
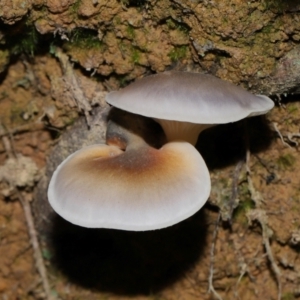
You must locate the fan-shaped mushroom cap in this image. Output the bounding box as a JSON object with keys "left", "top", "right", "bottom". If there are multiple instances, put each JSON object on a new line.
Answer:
{"left": 47, "top": 142, "right": 210, "bottom": 231}
{"left": 106, "top": 71, "right": 274, "bottom": 144}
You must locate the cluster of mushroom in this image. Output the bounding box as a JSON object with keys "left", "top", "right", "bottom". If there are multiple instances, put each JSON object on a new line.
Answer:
{"left": 48, "top": 71, "right": 274, "bottom": 231}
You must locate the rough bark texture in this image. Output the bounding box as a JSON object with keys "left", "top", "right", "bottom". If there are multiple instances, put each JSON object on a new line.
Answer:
{"left": 2, "top": 1, "right": 300, "bottom": 299}
{"left": 1, "top": 0, "right": 300, "bottom": 94}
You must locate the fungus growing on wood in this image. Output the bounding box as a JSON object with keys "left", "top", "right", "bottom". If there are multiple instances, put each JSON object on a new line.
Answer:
{"left": 47, "top": 121, "right": 210, "bottom": 231}
{"left": 48, "top": 71, "right": 274, "bottom": 231}
{"left": 106, "top": 71, "right": 274, "bottom": 145}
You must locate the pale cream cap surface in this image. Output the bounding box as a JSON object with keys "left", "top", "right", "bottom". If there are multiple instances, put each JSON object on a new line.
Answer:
{"left": 106, "top": 71, "right": 274, "bottom": 124}
{"left": 48, "top": 142, "right": 211, "bottom": 231}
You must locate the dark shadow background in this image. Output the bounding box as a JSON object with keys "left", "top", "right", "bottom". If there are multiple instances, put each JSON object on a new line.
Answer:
{"left": 197, "top": 116, "right": 274, "bottom": 169}
{"left": 49, "top": 114, "right": 274, "bottom": 296}
{"left": 51, "top": 210, "right": 207, "bottom": 295}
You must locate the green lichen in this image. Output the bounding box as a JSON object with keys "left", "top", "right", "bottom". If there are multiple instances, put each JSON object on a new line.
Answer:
{"left": 118, "top": 41, "right": 127, "bottom": 54}
{"left": 0, "top": 49, "right": 9, "bottom": 72}
{"left": 69, "top": 0, "right": 81, "bottom": 16}
{"left": 166, "top": 18, "right": 176, "bottom": 29}
{"left": 233, "top": 198, "right": 255, "bottom": 224}
{"left": 114, "top": 16, "right": 122, "bottom": 25}
{"left": 126, "top": 25, "right": 136, "bottom": 39}
{"left": 131, "top": 47, "right": 140, "bottom": 64}
{"left": 276, "top": 154, "right": 296, "bottom": 170}
{"left": 168, "top": 45, "right": 187, "bottom": 62}
{"left": 261, "top": 24, "right": 273, "bottom": 34}
{"left": 42, "top": 248, "right": 53, "bottom": 260}
{"left": 231, "top": 179, "right": 255, "bottom": 224}
{"left": 7, "top": 26, "right": 39, "bottom": 56}
{"left": 10, "top": 103, "right": 26, "bottom": 126}
{"left": 165, "top": 18, "right": 189, "bottom": 34}
{"left": 282, "top": 292, "right": 295, "bottom": 300}
{"left": 287, "top": 104, "right": 298, "bottom": 114}
{"left": 117, "top": 75, "right": 131, "bottom": 87}
{"left": 67, "top": 28, "right": 103, "bottom": 50}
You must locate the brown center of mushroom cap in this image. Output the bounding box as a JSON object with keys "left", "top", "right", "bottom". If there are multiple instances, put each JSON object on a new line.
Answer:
{"left": 59, "top": 144, "right": 187, "bottom": 188}
{"left": 48, "top": 141, "right": 210, "bottom": 230}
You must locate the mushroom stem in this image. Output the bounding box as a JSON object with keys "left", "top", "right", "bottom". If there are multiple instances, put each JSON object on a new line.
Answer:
{"left": 106, "top": 119, "right": 149, "bottom": 151}
{"left": 155, "top": 119, "right": 213, "bottom": 145}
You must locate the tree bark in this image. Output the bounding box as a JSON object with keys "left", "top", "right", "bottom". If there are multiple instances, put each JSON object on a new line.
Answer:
{"left": 0, "top": 0, "right": 300, "bottom": 94}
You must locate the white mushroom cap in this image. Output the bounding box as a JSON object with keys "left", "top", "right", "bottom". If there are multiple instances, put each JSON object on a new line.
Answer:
{"left": 48, "top": 142, "right": 210, "bottom": 231}
{"left": 106, "top": 71, "right": 274, "bottom": 144}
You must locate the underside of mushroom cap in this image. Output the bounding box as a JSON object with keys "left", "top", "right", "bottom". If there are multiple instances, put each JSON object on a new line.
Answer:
{"left": 106, "top": 71, "right": 274, "bottom": 124}
{"left": 47, "top": 142, "right": 210, "bottom": 231}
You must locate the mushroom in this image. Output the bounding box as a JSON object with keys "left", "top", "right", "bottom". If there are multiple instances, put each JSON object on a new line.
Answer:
{"left": 48, "top": 118, "right": 210, "bottom": 231}
{"left": 106, "top": 71, "right": 274, "bottom": 145}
